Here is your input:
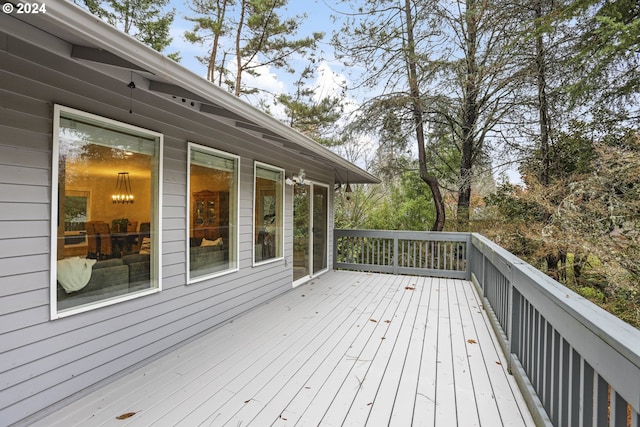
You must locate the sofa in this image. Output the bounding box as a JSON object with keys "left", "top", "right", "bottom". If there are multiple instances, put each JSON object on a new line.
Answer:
{"left": 189, "top": 237, "right": 227, "bottom": 275}
{"left": 57, "top": 254, "right": 151, "bottom": 310}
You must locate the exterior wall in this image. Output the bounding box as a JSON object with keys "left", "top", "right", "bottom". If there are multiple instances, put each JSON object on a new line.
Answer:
{"left": 0, "top": 19, "right": 335, "bottom": 426}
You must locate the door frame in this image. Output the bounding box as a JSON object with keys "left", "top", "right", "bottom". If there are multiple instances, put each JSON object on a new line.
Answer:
{"left": 292, "top": 180, "right": 329, "bottom": 287}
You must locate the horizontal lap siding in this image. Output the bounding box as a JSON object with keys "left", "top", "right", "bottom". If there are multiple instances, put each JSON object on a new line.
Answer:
{"left": 0, "top": 22, "right": 333, "bottom": 426}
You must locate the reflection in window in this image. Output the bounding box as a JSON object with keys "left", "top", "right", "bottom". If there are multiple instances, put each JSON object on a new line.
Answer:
{"left": 254, "top": 163, "right": 284, "bottom": 263}
{"left": 53, "top": 105, "right": 161, "bottom": 314}
{"left": 188, "top": 144, "right": 238, "bottom": 281}
{"left": 64, "top": 189, "right": 90, "bottom": 250}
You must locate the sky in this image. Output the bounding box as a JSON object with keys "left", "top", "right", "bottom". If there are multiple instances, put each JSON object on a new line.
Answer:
{"left": 165, "top": 0, "right": 351, "bottom": 109}
{"left": 164, "top": 0, "right": 523, "bottom": 183}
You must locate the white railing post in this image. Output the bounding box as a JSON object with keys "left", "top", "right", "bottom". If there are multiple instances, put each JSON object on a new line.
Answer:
{"left": 393, "top": 232, "right": 399, "bottom": 275}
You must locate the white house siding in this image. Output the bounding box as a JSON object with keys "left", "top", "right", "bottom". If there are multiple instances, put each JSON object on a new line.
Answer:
{"left": 0, "top": 14, "right": 337, "bottom": 426}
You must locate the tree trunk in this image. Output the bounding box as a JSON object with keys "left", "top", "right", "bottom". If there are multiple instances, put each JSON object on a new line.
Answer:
{"left": 404, "top": 0, "right": 445, "bottom": 231}
{"left": 535, "top": 0, "right": 551, "bottom": 186}
{"left": 234, "top": 0, "right": 246, "bottom": 97}
{"left": 208, "top": 0, "right": 227, "bottom": 84}
{"left": 457, "top": 0, "right": 479, "bottom": 232}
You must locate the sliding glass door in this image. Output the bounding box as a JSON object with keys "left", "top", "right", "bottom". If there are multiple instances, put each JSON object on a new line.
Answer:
{"left": 293, "top": 182, "right": 328, "bottom": 283}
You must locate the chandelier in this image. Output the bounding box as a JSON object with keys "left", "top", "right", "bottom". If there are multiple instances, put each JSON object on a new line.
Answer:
{"left": 112, "top": 172, "right": 135, "bottom": 204}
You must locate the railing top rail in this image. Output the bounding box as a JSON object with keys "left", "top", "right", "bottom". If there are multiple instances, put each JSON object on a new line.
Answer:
{"left": 471, "top": 232, "right": 640, "bottom": 378}
{"left": 335, "top": 229, "right": 470, "bottom": 242}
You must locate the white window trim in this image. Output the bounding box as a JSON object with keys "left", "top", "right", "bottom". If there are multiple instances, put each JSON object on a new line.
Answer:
{"left": 186, "top": 142, "right": 240, "bottom": 284}
{"left": 253, "top": 161, "right": 285, "bottom": 266}
{"left": 50, "top": 104, "right": 163, "bottom": 319}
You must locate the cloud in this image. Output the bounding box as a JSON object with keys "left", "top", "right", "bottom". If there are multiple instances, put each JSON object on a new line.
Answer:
{"left": 312, "top": 62, "right": 346, "bottom": 101}
{"left": 312, "top": 62, "right": 360, "bottom": 117}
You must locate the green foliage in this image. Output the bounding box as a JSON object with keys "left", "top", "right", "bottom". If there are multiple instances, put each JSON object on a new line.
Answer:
{"left": 334, "top": 184, "right": 383, "bottom": 229}
{"left": 563, "top": 0, "right": 640, "bottom": 111}
{"left": 520, "top": 120, "right": 596, "bottom": 185}
{"left": 607, "top": 287, "right": 640, "bottom": 328}
{"left": 364, "top": 168, "right": 436, "bottom": 231}
{"left": 186, "top": 0, "right": 323, "bottom": 95}
{"left": 78, "top": 0, "right": 176, "bottom": 55}
{"left": 184, "top": 0, "right": 234, "bottom": 81}
{"left": 275, "top": 66, "right": 345, "bottom": 146}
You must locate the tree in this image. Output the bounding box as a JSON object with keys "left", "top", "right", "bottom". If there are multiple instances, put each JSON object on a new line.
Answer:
{"left": 186, "top": 0, "right": 322, "bottom": 96}
{"left": 275, "top": 65, "right": 345, "bottom": 147}
{"left": 429, "top": 0, "right": 526, "bottom": 230}
{"left": 185, "top": 0, "right": 234, "bottom": 83}
{"left": 332, "top": 0, "right": 446, "bottom": 231}
{"left": 564, "top": 0, "right": 640, "bottom": 117}
{"left": 483, "top": 123, "right": 640, "bottom": 327}
{"left": 78, "top": 0, "right": 177, "bottom": 58}
{"left": 364, "top": 166, "right": 436, "bottom": 231}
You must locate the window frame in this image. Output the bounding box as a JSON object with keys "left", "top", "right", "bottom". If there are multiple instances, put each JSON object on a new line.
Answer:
{"left": 50, "top": 104, "right": 163, "bottom": 319}
{"left": 186, "top": 142, "right": 240, "bottom": 283}
{"left": 253, "top": 161, "right": 285, "bottom": 266}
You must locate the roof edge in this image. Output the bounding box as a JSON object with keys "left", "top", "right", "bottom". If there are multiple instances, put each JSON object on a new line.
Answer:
{"left": 38, "top": 1, "right": 379, "bottom": 184}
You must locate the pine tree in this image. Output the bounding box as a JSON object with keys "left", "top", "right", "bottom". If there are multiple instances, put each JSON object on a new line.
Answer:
{"left": 78, "top": 0, "right": 177, "bottom": 58}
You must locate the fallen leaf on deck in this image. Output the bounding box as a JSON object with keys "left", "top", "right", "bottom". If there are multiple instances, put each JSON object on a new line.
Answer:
{"left": 496, "top": 361, "right": 502, "bottom": 365}
{"left": 405, "top": 286, "right": 416, "bottom": 290}
{"left": 384, "top": 320, "right": 391, "bottom": 323}
{"left": 367, "top": 402, "right": 373, "bottom": 406}
{"left": 467, "top": 339, "right": 477, "bottom": 344}
{"left": 244, "top": 399, "right": 251, "bottom": 404}
{"left": 370, "top": 319, "right": 377, "bottom": 323}
{"left": 116, "top": 412, "right": 137, "bottom": 420}
{"left": 381, "top": 337, "right": 386, "bottom": 340}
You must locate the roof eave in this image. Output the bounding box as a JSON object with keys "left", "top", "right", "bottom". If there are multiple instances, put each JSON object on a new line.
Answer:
{"left": 36, "top": 1, "right": 379, "bottom": 184}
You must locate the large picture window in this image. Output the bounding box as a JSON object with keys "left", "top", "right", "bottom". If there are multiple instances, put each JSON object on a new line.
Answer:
{"left": 188, "top": 144, "right": 239, "bottom": 281}
{"left": 52, "top": 105, "right": 162, "bottom": 316}
{"left": 254, "top": 163, "right": 284, "bottom": 263}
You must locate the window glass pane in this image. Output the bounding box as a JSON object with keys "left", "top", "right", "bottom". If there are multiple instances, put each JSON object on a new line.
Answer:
{"left": 55, "top": 108, "right": 160, "bottom": 312}
{"left": 313, "top": 185, "right": 328, "bottom": 273}
{"left": 189, "top": 145, "right": 238, "bottom": 279}
{"left": 255, "top": 164, "right": 283, "bottom": 263}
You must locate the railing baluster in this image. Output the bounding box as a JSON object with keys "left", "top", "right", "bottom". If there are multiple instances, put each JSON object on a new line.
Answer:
{"left": 560, "top": 338, "right": 570, "bottom": 427}
{"left": 594, "top": 374, "right": 608, "bottom": 427}
{"left": 611, "top": 390, "right": 627, "bottom": 427}
{"left": 569, "top": 348, "right": 580, "bottom": 426}
{"left": 552, "top": 330, "right": 561, "bottom": 425}
{"left": 543, "top": 321, "right": 553, "bottom": 414}
{"left": 580, "top": 359, "right": 594, "bottom": 427}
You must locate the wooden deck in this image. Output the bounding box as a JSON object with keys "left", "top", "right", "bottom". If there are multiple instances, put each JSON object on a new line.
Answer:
{"left": 32, "top": 271, "right": 534, "bottom": 426}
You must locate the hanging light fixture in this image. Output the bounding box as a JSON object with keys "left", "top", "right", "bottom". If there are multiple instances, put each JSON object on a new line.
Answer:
{"left": 345, "top": 170, "right": 352, "bottom": 193}
{"left": 112, "top": 172, "right": 135, "bottom": 204}
{"left": 345, "top": 182, "right": 353, "bottom": 193}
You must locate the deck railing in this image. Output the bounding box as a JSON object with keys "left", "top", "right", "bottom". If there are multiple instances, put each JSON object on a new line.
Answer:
{"left": 334, "top": 229, "right": 640, "bottom": 427}
{"left": 333, "top": 229, "right": 469, "bottom": 279}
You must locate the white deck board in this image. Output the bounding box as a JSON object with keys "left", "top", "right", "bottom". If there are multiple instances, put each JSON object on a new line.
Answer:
{"left": 31, "top": 271, "right": 535, "bottom": 427}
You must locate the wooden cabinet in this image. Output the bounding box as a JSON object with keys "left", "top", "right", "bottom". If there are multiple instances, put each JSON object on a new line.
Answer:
{"left": 192, "top": 190, "right": 229, "bottom": 241}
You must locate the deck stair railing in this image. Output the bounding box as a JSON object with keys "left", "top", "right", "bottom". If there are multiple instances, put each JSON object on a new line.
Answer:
{"left": 334, "top": 229, "right": 640, "bottom": 427}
